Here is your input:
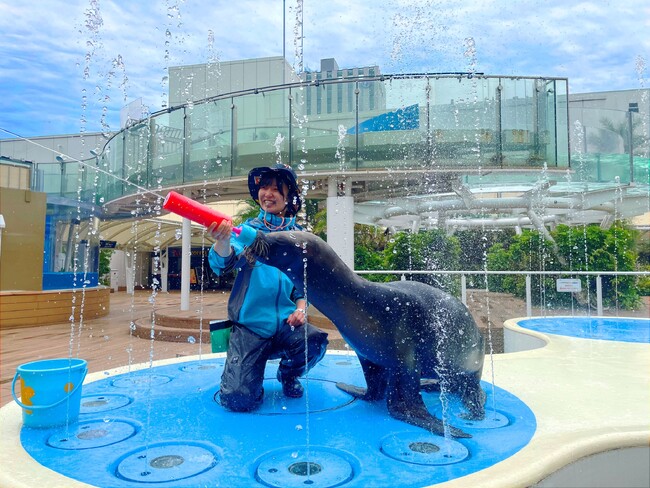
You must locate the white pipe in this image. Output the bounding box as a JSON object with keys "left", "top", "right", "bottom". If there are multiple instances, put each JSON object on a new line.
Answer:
{"left": 161, "top": 247, "right": 169, "bottom": 293}
{"left": 461, "top": 274, "right": 467, "bottom": 306}
{"left": 180, "top": 217, "right": 191, "bottom": 311}
{"left": 596, "top": 276, "right": 603, "bottom": 316}
{"left": 526, "top": 275, "right": 532, "bottom": 317}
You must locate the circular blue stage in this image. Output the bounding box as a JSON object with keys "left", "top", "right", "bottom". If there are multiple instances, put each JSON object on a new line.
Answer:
{"left": 20, "top": 353, "right": 536, "bottom": 487}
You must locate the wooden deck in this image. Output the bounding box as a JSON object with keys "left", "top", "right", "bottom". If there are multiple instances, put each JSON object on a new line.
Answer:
{"left": 1, "top": 291, "right": 225, "bottom": 406}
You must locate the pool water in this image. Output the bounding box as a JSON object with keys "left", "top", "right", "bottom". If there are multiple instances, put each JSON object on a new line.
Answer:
{"left": 518, "top": 317, "right": 650, "bottom": 343}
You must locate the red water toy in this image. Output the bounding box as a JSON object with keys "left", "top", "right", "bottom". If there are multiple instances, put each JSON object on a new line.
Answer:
{"left": 163, "top": 190, "right": 241, "bottom": 235}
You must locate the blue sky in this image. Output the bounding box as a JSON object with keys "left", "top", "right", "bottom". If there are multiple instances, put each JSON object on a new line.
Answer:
{"left": 0, "top": 0, "right": 648, "bottom": 141}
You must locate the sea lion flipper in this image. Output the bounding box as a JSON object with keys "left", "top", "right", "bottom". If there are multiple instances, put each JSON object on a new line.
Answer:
{"left": 335, "top": 356, "right": 388, "bottom": 401}
{"left": 388, "top": 403, "right": 472, "bottom": 439}
{"left": 336, "top": 382, "right": 369, "bottom": 399}
{"left": 388, "top": 370, "right": 471, "bottom": 438}
{"left": 390, "top": 411, "right": 472, "bottom": 438}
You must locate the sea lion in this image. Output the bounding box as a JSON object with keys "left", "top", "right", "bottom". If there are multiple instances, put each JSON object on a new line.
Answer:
{"left": 245, "top": 230, "right": 486, "bottom": 438}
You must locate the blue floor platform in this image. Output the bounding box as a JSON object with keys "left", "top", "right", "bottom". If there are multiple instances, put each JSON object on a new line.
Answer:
{"left": 20, "top": 353, "right": 536, "bottom": 487}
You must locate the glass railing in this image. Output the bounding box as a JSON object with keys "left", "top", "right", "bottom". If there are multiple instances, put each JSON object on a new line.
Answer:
{"left": 91, "top": 74, "right": 570, "bottom": 205}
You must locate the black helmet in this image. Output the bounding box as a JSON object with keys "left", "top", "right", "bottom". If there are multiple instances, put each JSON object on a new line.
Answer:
{"left": 248, "top": 164, "right": 302, "bottom": 216}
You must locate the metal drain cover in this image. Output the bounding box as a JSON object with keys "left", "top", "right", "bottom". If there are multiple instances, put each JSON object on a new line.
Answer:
{"left": 453, "top": 410, "right": 509, "bottom": 429}
{"left": 47, "top": 420, "right": 137, "bottom": 450}
{"left": 116, "top": 443, "right": 217, "bottom": 483}
{"left": 256, "top": 447, "right": 353, "bottom": 487}
{"left": 80, "top": 394, "right": 132, "bottom": 413}
{"left": 380, "top": 432, "right": 469, "bottom": 465}
{"left": 111, "top": 374, "right": 172, "bottom": 388}
{"left": 436, "top": 407, "right": 510, "bottom": 430}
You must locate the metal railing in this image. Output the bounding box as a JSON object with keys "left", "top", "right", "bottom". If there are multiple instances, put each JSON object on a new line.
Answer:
{"left": 355, "top": 269, "right": 650, "bottom": 317}
{"left": 95, "top": 74, "right": 570, "bottom": 207}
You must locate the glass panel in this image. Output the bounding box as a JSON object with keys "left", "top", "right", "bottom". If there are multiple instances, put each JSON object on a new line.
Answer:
{"left": 38, "top": 162, "right": 63, "bottom": 195}
{"left": 234, "top": 89, "right": 290, "bottom": 177}
{"left": 570, "top": 103, "right": 647, "bottom": 184}
{"left": 151, "top": 110, "right": 185, "bottom": 189}
{"left": 499, "top": 78, "right": 537, "bottom": 166}
{"left": 292, "top": 83, "right": 356, "bottom": 171}
{"left": 554, "top": 80, "right": 569, "bottom": 169}
{"left": 122, "top": 121, "right": 151, "bottom": 199}
{"left": 186, "top": 101, "right": 232, "bottom": 183}
{"left": 102, "top": 132, "right": 125, "bottom": 202}
{"left": 356, "top": 78, "right": 425, "bottom": 170}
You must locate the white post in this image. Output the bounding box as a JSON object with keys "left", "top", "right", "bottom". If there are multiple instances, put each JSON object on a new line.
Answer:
{"left": 526, "top": 274, "right": 532, "bottom": 317}
{"left": 180, "top": 216, "right": 191, "bottom": 311}
{"left": 461, "top": 274, "right": 467, "bottom": 305}
{"left": 125, "top": 252, "right": 134, "bottom": 294}
{"left": 326, "top": 176, "right": 355, "bottom": 269}
{"left": 596, "top": 275, "right": 603, "bottom": 316}
{"left": 110, "top": 269, "right": 119, "bottom": 292}
{"left": 161, "top": 247, "right": 169, "bottom": 293}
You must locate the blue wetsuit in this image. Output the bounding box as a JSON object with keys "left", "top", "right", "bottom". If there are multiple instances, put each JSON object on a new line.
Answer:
{"left": 208, "top": 210, "right": 328, "bottom": 411}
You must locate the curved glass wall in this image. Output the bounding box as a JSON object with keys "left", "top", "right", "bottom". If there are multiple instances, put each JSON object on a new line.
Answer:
{"left": 95, "top": 74, "right": 571, "bottom": 205}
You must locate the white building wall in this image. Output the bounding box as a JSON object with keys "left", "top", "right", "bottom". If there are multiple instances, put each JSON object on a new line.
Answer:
{"left": 0, "top": 133, "right": 109, "bottom": 164}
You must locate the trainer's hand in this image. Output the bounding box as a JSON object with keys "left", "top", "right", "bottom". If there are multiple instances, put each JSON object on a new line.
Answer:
{"left": 287, "top": 308, "right": 306, "bottom": 327}
{"left": 207, "top": 220, "right": 233, "bottom": 257}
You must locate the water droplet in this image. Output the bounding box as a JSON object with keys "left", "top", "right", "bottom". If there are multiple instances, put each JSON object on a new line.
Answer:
{"left": 295, "top": 424, "right": 303, "bottom": 431}
{"left": 385, "top": 307, "right": 390, "bottom": 311}
{"left": 291, "top": 451, "right": 299, "bottom": 459}
{"left": 188, "top": 336, "right": 196, "bottom": 344}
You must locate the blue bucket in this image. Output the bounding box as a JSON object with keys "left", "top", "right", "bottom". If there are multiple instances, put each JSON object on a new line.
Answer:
{"left": 11, "top": 358, "right": 88, "bottom": 428}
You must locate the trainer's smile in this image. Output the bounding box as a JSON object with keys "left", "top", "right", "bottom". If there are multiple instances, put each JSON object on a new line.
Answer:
{"left": 259, "top": 183, "right": 287, "bottom": 216}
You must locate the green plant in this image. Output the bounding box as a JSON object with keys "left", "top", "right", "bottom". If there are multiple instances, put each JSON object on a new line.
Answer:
{"left": 638, "top": 265, "right": 650, "bottom": 296}
{"left": 384, "top": 229, "right": 461, "bottom": 294}
{"left": 486, "top": 223, "right": 641, "bottom": 310}
{"left": 99, "top": 249, "right": 113, "bottom": 286}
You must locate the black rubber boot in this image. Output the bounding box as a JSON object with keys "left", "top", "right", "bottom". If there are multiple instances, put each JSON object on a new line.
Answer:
{"left": 277, "top": 370, "right": 304, "bottom": 398}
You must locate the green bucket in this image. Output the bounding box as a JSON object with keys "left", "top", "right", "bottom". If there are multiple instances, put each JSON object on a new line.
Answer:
{"left": 210, "top": 320, "right": 233, "bottom": 353}
{"left": 11, "top": 358, "right": 87, "bottom": 429}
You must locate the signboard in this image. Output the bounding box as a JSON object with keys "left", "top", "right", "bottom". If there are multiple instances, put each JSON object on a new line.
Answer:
{"left": 100, "top": 240, "right": 117, "bottom": 249}
{"left": 556, "top": 278, "right": 582, "bottom": 292}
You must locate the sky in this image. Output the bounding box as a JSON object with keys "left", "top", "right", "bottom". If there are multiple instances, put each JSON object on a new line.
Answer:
{"left": 0, "top": 0, "right": 648, "bottom": 141}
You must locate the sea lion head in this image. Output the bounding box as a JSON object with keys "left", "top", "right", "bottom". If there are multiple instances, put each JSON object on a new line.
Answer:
{"left": 245, "top": 231, "right": 315, "bottom": 281}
